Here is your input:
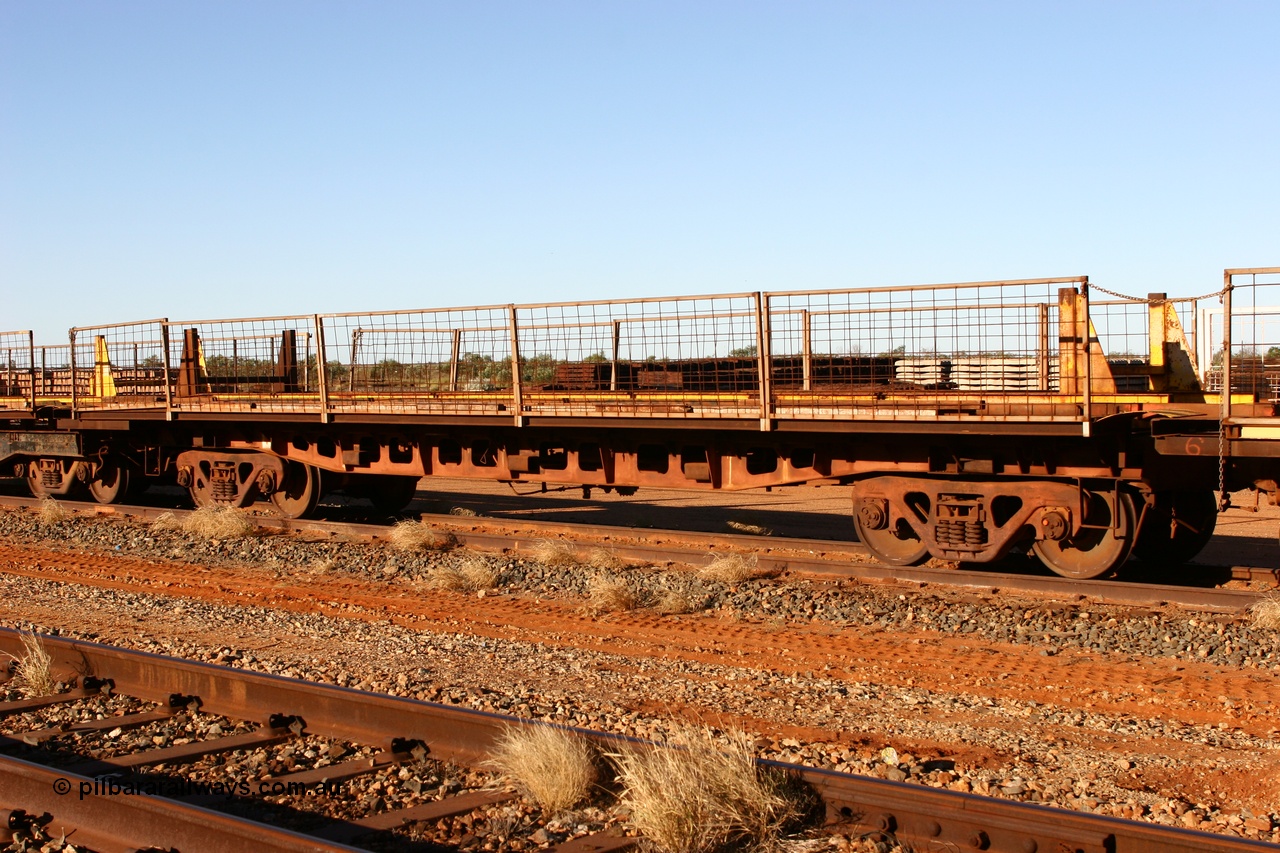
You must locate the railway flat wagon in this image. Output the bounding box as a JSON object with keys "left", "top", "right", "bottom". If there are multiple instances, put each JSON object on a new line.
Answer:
{"left": 4, "top": 268, "right": 1279, "bottom": 579}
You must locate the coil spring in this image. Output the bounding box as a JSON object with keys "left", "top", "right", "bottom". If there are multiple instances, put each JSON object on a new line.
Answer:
{"left": 210, "top": 465, "right": 238, "bottom": 502}
{"left": 936, "top": 519, "right": 987, "bottom": 546}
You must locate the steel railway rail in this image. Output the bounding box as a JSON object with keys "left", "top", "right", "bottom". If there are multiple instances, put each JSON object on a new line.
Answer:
{"left": 2, "top": 267, "right": 1279, "bottom": 583}
{"left": 0, "top": 629, "right": 1273, "bottom": 853}
{"left": 0, "top": 493, "right": 1271, "bottom": 612}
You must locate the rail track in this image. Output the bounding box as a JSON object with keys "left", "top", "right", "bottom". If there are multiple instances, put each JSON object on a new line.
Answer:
{"left": 0, "top": 493, "right": 1273, "bottom": 613}
{"left": 0, "top": 627, "right": 1272, "bottom": 853}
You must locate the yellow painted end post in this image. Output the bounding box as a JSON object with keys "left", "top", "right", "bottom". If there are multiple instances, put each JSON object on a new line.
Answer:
{"left": 1147, "top": 295, "right": 1201, "bottom": 392}
{"left": 1058, "top": 287, "right": 1117, "bottom": 397}
{"left": 93, "top": 335, "right": 116, "bottom": 398}
{"left": 1058, "top": 287, "right": 1080, "bottom": 396}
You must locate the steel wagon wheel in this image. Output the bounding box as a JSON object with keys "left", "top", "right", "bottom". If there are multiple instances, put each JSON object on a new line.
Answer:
{"left": 270, "top": 462, "right": 323, "bottom": 519}
{"left": 87, "top": 456, "right": 131, "bottom": 505}
{"left": 1033, "top": 489, "right": 1136, "bottom": 579}
{"left": 1132, "top": 489, "right": 1218, "bottom": 565}
{"left": 853, "top": 504, "right": 930, "bottom": 566}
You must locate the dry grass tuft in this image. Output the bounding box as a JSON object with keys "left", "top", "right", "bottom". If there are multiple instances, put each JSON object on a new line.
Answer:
{"left": 1250, "top": 591, "right": 1280, "bottom": 630}
{"left": 653, "top": 588, "right": 697, "bottom": 616}
{"left": 37, "top": 498, "right": 71, "bottom": 525}
{"left": 430, "top": 555, "right": 500, "bottom": 592}
{"left": 652, "top": 575, "right": 710, "bottom": 616}
{"left": 699, "top": 553, "right": 758, "bottom": 584}
{"left": 177, "top": 505, "right": 255, "bottom": 540}
{"left": 489, "top": 725, "right": 598, "bottom": 813}
{"left": 9, "top": 631, "right": 55, "bottom": 698}
{"left": 449, "top": 506, "right": 479, "bottom": 517}
{"left": 388, "top": 520, "right": 455, "bottom": 552}
{"left": 587, "top": 574, "right": 638, "bottom": 614}
{"left": 726, "top": 520, "right": 773, "bottom": 537}
{"left": 532, "top": 538, "right": 581, "bottom": 567}
{"left": 610, "top": 724, "right": 802, "bottom": 853}
{"left": 586, "top": 547, "right": 627, "bottom": 571}
{"left": 151, "top": 511, "right": 182, "bottom": 531}
{"left": 154, "top": 506, "right": 254, "bottom": 539}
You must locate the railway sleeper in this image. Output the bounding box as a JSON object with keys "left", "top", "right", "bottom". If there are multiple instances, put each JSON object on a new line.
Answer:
{"left": 853, "top": 476, "right": 1140, "bottom": 579}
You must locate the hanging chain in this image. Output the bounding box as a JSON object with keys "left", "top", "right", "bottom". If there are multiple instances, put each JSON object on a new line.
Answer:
{"left": 1087, "top": 283, "right": 1226, "bottom": 303}
{"left": 1218, "top": 416, "right": 1231, "bottom": 511}
{"left": 1088, "top": 282, "right": 1234, "bottom": 507}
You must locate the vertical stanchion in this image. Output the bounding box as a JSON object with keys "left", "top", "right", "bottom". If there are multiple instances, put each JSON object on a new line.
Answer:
{"left": 801, "top": 309, "right": 812, "bottom": 392}
{"left": 449, "top": 329, "right": 462, "bottom": 392}
{"left": 610, "top": 320, "right": 621, "bottom": 392}
{"left": 348, "top": 330, "right": 361, "bottom": 393}
{"left": 68, "top": 330, "right": 78, "bottom": 416}
{"left": 1217, "top": 272, "right": 1234, "bottom": 511}
{"left": 1081, "top": 281, "right": 1092, "bottom": 432}
{"left": 1221, "top": 272, "right": 1233, "bottom": 424}
{"left": 313, "top": 315, "right": 330, "bottom": 422}
{"left": 1037, "top": 303, "right": 1050, "bottom": 391}
{"left": 508, "top": 306, "right": 523, "bottom": 426}
{"left": 27, "top": 332, "right": 36, "bottom": 416}
{"left": 755, "top": 293, "right": 773, "bottom": 430}
{"left": 161, "top": 322, "right": 174, "bottom": 419}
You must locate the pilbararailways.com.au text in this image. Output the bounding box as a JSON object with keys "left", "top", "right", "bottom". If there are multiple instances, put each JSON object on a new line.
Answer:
{"left": 53, "top": 775, "right": 346, "bottom": 800}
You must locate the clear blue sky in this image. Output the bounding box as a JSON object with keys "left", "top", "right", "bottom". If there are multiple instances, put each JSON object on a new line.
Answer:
{"left": 2, "top": 1, "right": 1276, "bottom": 342}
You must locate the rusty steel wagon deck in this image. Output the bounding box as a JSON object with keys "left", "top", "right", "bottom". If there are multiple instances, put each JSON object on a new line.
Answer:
{"left": 3, "top": 267, "right": 1279, "bottom": 579}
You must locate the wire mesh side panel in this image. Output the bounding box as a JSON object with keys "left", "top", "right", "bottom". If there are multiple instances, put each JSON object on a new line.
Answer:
{"left": 766, "top": 280, "right": 1077, "bottom": 422}
{"left": 29, "top": 346, "right": 72, "bottom": 400}
{"left": 0, "top": 331, "right": 34, "bottom": 410}
{"left": 1089, "top": 299, "right": 1153, "bottom": 393}
{"left": 516, "top": 294, "right": 760, "bottom": 418}
{"left": 1210, "top": 270, "right": 1280, "bottom": 402}
{"left": 164, "top": 316, "right": 318, "bottom": 413}
{"left": 321, "top": 306, "right": 515, "bottom": 414}
{"left": 68, "top": 322, "right": 169, "bottom": 410}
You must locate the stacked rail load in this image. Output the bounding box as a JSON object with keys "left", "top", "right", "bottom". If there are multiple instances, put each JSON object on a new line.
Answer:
{"left": 3, "top": 268, "right": 1278, "bottom": 580}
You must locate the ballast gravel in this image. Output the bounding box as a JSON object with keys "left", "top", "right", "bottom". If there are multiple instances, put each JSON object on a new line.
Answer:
{"left": 0, "top": 506, "right": 1277, "bottom": 846}
{"left": 5, "top": 509, "right": 1278, "bottom": 671}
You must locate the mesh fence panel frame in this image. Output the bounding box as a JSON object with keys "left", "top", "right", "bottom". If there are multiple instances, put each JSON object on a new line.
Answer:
{"left": 764, "top": 278, "right": 1084, "bottom": 422}
{"left": 0, "top": 331, "right": 34, "bottom": 411}
{"left": 1213, "top": 270, "right": 1280, "bottom": 403}
{"left": 321, "top": 304, "right": 516, "bottom": 416}
{"left": 45, "top": 273, "right": 1270, "bottom": 425}
{"left": 161, "top": 315, "right": 317, "bottom": 414}
{"left": 66, "top": 321, "right": 169, "bottom": 411}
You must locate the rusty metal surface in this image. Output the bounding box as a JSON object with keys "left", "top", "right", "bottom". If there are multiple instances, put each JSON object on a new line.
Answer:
{"left": 0, "top": 432, "right": 80, "bottom": 469}
{"left": 799, "top": 761, "right": 1276, "bottom": 853}
{"left": 0, "top": 752, "right": 367, "bottom": 853}
{"left": 50, "top": 274, "right": 1249, "bottom": 428}
{"left": 313, "top": 790, "right": 516, "bottom": 843}
{"left": 0, "top": 629, "right": 1271, "bottom": 853}
{"left": 0, "top": 629, "right": 510, "bottom": 765}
